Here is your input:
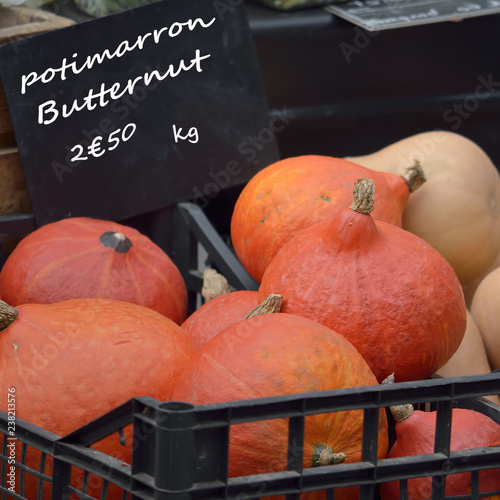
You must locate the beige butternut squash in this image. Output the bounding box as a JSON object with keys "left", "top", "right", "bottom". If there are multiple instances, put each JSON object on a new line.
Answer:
{"left": 463, "top": 249, "right": 500, "bottom": 308}
{"left": 436, "top": 311, "right": 499, "bottom": 405}
{"left": 470, "top": 265, "right": 500, "bottom": 372}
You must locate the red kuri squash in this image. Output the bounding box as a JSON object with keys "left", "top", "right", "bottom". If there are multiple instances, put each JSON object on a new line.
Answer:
{"left": 0, "top": 297, "right": 197, "bottom": 499}
{"left": 230, "top": 155, "right": 425, "bottom": 282}
{"left": 380, "top": 403, "right": 500, "bottom": 500}
{"left": 258, "top": 178, "right": 467, "bottom": 383}
{"left": 0, "top": 217, "right": 188, "bottom": 324}
{"left": 172, "top": 311, "right": 389, "bottom": 500}
{"left": 181, "top": 289, "right": 259, "bottom": 348}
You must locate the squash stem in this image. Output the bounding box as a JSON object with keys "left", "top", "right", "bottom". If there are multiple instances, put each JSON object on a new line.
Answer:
{"left": 312, "top": 443, "right": 346, "bottom": 466}
{"left": 245, "top": 293, "right": 283, "bottom": 318}
{"left": 349, "top": 177, "right": 375, "bottom": 215}
{"left": 99, "top": 231, "right": 133, "bottom": 253}
{"left": 201, "top": 268, "right": 231, "bottom": 302}
{"left": 0, "top": 300, "right": 18, "bottom": 332}
{"left": 400, "top": 160, "right": 427, "bottom": 192}
{"left": 390, "top": 404, "right": 415, "bottom": 422}
{"left": 382, "top": 373, "right": 415, "bottom": 422}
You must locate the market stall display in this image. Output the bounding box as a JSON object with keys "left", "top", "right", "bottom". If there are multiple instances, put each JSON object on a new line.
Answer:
{"left": 0, "top": 1, "right": 500, "bottom": 499}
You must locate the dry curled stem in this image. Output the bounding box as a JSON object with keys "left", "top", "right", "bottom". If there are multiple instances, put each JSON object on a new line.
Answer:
{"left": 0, "top": 300, "right": 18, "bottom": 332}
{"left": 201, "top": 268, "right": 231, "bottom": 302}
{"left": 401, "top": 159, "right": 427, "bottom": 192}
{"left": 390, "top": 404, "right": 415, "bottom": 423}
{"left": 382, "top": 373, "right": 415, "bottom": 422}
{"left": 349, "top": 177, "right": 375, "bottom": 215}
{"left": 245, "top": 293, "right": 283, "bottom": 319}
{"left": 312, "top": 444, "right": 347, "bottom": 467}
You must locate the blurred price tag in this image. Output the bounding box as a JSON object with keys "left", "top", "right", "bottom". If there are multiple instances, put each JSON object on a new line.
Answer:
{"left": 325, "top": 0, "right": 500, "bottom": 31}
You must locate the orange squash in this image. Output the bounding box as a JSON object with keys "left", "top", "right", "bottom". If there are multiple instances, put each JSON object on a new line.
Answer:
{"left": 0, "top": 217, "right": 188, "bottom": 324}
{"left": 181, "top": 289, "right": 259, "bottom": 348}
{"left": 258, "top": 178, "right": 467, "bottom": 383}
{"left": 0, "top": 298, "right": 197, "bottom": 499}
{"left": 380, "top": 403, "right": 500, "bottom": 500}
{"left": 181, "top": 269, "right": 261, "bottom": 348}
{"left": 172, "top": 312, "right": 389, "bottom": 500}
{"left": 230, "top": 155, "right": 425, "bottom": 283}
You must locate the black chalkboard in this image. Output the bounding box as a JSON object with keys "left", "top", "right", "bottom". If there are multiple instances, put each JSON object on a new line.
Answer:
{"left": 0, "top": 0, "right": 280, "bottom": 226}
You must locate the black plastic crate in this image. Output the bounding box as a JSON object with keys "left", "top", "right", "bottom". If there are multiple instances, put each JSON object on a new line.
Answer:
{"left": 1, "top": 372, "right": 499, "bottom": 500}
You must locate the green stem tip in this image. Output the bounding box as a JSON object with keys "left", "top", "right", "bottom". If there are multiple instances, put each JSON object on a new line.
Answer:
{"left": 312, "top": 443, "right": 346, "bottom": 467}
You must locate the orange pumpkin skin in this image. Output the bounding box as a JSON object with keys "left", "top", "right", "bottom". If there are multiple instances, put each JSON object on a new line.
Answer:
{"left": 0, "top": 298, "right": 197, "bottom": 499}
{"left": 258, "top": 199, "right": 467, "bottom": 383}
{"left": 172, "top": 313, "right": 389, "bottom": 500}
{"left": 230, "top": 155, "right": 415, "bottom": 283}
{"left": 0, "top": 217, "right": 188, "bottom": 324}
{"left": 181, "top": 290, "right": 259, "bottom": 348}
{"left": 380, "top": 408, "right": 500, "bottom": 500}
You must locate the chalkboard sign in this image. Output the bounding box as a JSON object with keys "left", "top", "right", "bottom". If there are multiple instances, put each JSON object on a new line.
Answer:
{"left": 0, "top": 0, "right": 280, "bottom": 226}
{"left": 325, "top": 0, "right": 500, "bottom": 31}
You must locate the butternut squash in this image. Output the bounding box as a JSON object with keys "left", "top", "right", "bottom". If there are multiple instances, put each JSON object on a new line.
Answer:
{"left": 463, "top": 248, "right": 500, "bottom": 308}
{"left": 345, "top": 131, "right": 500, "bottom": 286}
{"left": 436, "top": 311, "right": 499, "bottom": 405}
{"left": 470, "top": 265, "right": 500, "bottom": 372}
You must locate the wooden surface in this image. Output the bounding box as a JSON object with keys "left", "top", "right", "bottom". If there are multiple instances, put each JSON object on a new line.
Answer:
{"left": 0, "top": 83, "right": 12, "bottom": 142}
{"left": 0, "top": 147, "right": 31, "bottom": 216}
{"left": 0, "top": 6, "right": 75, "bottom": 259}
{"left": 0, "top": 6, "right": 75, "bottom": 142}
{"left": 0, "top": 4, "right": 75, "bottom": 211}
{"left": 0, "top": 6, "right": 74, "bottom": 43}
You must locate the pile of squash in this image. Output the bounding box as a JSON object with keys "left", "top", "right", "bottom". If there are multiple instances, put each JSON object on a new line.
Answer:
{"left": 231, "top": 130, "right": 500, "bottom": 385}
{"left": 1, "top": 130, "right": 499, "bottom": 500}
